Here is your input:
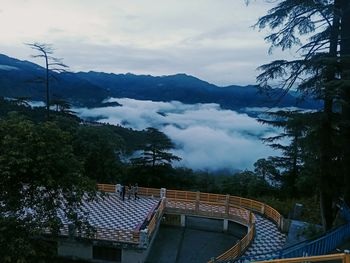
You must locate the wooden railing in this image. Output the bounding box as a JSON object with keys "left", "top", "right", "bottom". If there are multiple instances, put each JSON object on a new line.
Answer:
{"left": 95, "top": 184, "right": 285, "bottom": 261}
{"left": 97, "top": 183, "right": 115, "bottom": 193}
{"left": 255, "top": 253, "right": 350, "bottom": 263}
{"left": 214, "top": 224, "right": 255, "bottom": 262}
{"left": 147, "top": 198, "right": 166, "bottom": 237}
{"left": 138, "top": 187, "right": 162, "bottom": 198}
{"left": 59, "top": 224, "right": 140, "bottom": 244}
{"left": 161, "top": 190, "right": 258, "bottom": 262}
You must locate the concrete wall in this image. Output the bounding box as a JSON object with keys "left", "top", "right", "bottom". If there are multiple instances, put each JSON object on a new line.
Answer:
{"left": 58, "top": 239, "right": 92, "bottom": 261}
{"left": 122, "top": 248, "right": 147, "bottom": 263}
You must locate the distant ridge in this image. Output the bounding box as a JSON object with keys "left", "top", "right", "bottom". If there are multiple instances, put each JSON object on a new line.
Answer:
{"left": 0, "top": 53, "right": 321, "bottom": 110}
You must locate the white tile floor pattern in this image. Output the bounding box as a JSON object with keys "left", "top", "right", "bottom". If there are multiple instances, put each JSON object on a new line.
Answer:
{"left": 242, "top": 214, "right": 286, "bottom": 259}
{"left": 59, "top": 193, "right": 160, "bottom": 231}
{"left": 57, "top": 193, "right": 286, "bottom": 255}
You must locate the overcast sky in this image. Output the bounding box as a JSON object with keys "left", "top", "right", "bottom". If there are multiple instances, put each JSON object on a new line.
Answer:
{"left": 0, "top": 0, "right": 292, "bottom": 86}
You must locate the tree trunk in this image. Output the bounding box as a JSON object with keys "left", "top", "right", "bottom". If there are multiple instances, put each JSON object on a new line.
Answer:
{"left": 319, "top": 0, "right": 341, "bottom": 230}
{"left": 45, "top": 54, "right": 50, "bottom": 120}
{"left": 340, "top": 0, "right": 350, "bottom": 205}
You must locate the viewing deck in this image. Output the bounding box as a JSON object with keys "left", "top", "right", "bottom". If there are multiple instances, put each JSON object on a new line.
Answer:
{"left": 57, "top": 184, "right": 286, "bottom": 262}
{"left": 58, "top": 184, "right": 350, "bottom": 263}
{"left": 59, "top": 191, "right": 161, "bottom": 245}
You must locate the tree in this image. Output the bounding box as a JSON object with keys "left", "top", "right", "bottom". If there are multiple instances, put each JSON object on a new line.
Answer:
{"left": 73, "top": 125, "right": 126, "bottom": 183}
{"left": 130, "top": 128, "right": 181, "bottom": 187}
{"left": 0, "top": 113, "right": 95, "bottom": 262}
{"left": 338, "top": 0, "right": 350, "bottom": 205}
{"left": 50, "top": 98, "right": 74, "bottom": 114}
{"left": 259, "top": 111, "right": 308, "bottom": 195}
{"left": 26, "top": 43, "right": 68, "bottom": 120}
{"left": 131, "top": 128, "right": 181, "bottom": 167}
{"left": 253, "top": 0, "right": 350, "bottom": 230}
{"left": 254, "top": 158, "right": 280, "bottom": 185}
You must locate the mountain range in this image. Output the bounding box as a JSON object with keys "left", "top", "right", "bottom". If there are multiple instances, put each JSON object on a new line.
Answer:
{"left": 0, "top": 54, "right": 320, "bottom": 110}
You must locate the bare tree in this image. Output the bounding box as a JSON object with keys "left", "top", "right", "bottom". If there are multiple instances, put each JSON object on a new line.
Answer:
{"left": 26, "top": 43, "right": 68, "bottom": 119}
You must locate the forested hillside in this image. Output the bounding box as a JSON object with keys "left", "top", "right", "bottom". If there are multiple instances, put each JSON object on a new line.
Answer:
{"left": 0, "top": 54, "right": 321, "bottom": 110}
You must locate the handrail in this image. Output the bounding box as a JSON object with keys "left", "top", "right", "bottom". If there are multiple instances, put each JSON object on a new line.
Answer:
{"left": 211, "top": 224, "right": 256, "bottom": 262}
{"left": 93, "top": 184, "right": 350, "bottom": 263}
{"left": 255, "top": 253, "right": 350, "bottom": 263}
{"left": 96, "top": 183, "right": 286, "bottom": 261}
{"left": 229, "top": 202, "right": 350, "bottom": 263}
{"left": 59, "top": 224, "right": 140, "bottom": 244}
{"left": 147, "top": 198, "right": 166, "bottom": 237}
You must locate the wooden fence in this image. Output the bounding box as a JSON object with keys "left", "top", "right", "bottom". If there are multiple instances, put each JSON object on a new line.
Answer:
{"left": 255, "top": 253, "right": 350, "bottom": 263}
{"left": 95, "top": 184, "right": 285, "bottom": 261}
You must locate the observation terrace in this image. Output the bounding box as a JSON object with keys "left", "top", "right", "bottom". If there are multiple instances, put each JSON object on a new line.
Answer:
{"left": 57, "top": 184, "right": 350, "bottom": 263}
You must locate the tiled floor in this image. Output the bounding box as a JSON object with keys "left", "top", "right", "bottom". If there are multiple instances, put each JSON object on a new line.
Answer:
{"left": 58, "top": 194, "right": 286, "bottom": 254}
{"left": 59, "top": 193, "right": 160, "bottom": 231}
{"left": 243, "top": 214, "right": 286, "bottom": 260}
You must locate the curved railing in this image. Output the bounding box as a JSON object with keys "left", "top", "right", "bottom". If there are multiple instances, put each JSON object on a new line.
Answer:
{"left": 256, "top": 253, "right": 350, "bottom": 263}
{"left": 96, "top": 184, "right": 285, "bottom": 261}
{"left": 229, "top": 201, "right": 350, "bottom": 263}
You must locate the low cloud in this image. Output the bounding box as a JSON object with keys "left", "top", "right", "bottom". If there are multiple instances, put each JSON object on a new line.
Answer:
{"left": 75, "top": 98, "right": 279, "bottom": 171}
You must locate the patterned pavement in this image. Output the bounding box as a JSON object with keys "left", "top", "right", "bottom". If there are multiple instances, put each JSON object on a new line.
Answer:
{"left": 58, "top": 193, "right": 286, "bottom": 253}
{"left": 243, "top": 214, "right": 286, "bottom": 257}
{"left": 59, "top": 193, "right": 160, "bottom": 231}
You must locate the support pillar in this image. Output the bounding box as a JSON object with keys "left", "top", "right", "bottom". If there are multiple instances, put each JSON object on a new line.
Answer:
{"left": 223, "top": 219, "right": 228, "bottom": 232}
{"left": 180, "top": 214, "right": 186, "bottom": 227}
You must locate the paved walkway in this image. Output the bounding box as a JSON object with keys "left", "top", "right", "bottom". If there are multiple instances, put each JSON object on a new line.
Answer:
{"left": 59, "top": 193, "right": 160, "bottom": 230}
{"left": 243, "top": 214, "right": 286, "bottom": 259}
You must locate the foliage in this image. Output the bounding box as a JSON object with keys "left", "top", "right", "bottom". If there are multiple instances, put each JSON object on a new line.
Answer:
{"left": 131, "top": 127, "right": 181, "bottom": 167}
{"left": 73, "top": 125, "right": 126, "bottom": 183}
{"left": 0, "top": 113, "right": 95, "bottom": 262}
{"left": 254, "top": 158, "right": 280, "bottom": 183}
{"left": 254, "top": 0, "right": 350, "bottom": 230}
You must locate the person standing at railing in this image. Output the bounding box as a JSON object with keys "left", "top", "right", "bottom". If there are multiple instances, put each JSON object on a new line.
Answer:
{"left": 134, "top": 183, "right": 139, "bottom": 200}
{"left": 121, "top": 184, "right": 126, "bottom": 201}
{"left": 128, "top": 184, "right": 132, "bottom": 200}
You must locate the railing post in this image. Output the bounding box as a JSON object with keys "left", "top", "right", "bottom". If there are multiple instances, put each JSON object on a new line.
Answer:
{"left": 115, "top": 184, "right": 121, "bottom": 194}
{"left": 139, "top": 229, "right": 149, "bottom": 248}
{"left": 249, "top": 211, "right": 253, "bottom": 225}
{"left": 132, "top": 231, "right": 139, "bottom": 243}
{"left": 210, "top": 257, "right": 216, "bottom": 263}
{"left": 225, "top": 194, "right": 230, "bottom": 216}
{"left": 345, "top": 253, "right": 350, "bottom": 263}
{"left": 196, "top": 191, "right": 200, "bottom": 213}
{"left": 278, "top": 216, "right": 283, "bottom": 230}
{"left": 163, "top": 197, "right": 167, "bottom": 209}
{"left": 160, "top": 188, "right": 166, "bottom": 198}
{"left": 261, "top": 204, "right": 265, "bottom": 215}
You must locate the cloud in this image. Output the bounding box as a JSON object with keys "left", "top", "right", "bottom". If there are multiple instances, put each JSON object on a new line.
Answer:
{"left": 75, "top": 98, "right": 279, "bottom": 171}
{"left": 0, "top": 0, "right": 291, "bottom": 86}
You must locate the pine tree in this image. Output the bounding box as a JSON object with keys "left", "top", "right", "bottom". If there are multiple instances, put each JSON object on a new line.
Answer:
{"left": 253, "top": 0, "right": 350, "bottom": 229}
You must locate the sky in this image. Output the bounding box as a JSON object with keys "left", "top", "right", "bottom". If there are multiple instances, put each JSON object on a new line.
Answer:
{"left": 0, "top": 0, "right": 292, "bottom": 86}
{"left": 75, "top": 98, "right": 280, "bottom": 171}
